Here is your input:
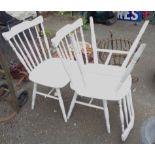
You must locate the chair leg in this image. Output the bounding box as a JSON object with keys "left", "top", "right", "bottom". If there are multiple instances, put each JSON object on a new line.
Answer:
{"left": 121, "top": 91, "right": 135, "bottom": 141}
{"left": 129, "top": 90, "right": 135, "bottom": 119}
{"left": 118, "top": 99, "right": 124, "bottom": 133}
{"left": 123, "top": 96, "right": 128, "bottom": 125}
{"left": 67, "top": 92, "right": 78, "bottom": 120}
{"left": 56, "top": 88, "right": 67, "bottom": 122}
{"left": 103, "top": 100, "right": 110, "bottom": 134}
{"left": 31, "top": 82, "right": 37, "bottom": 110}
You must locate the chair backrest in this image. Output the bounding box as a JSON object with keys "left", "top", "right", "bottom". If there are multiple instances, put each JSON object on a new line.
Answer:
{"left": 89, "top": 16, "right": 149, "bottom": 67}
{"left": 70, "top": 19, "right": 147, "bottom": 91}
{"left": 52, "top": 17, "right": 147, "bottom": 91}
{"left": 51, "top": 18, "right": 87, "bottom": 88}
{"left": 52, "top": 18, "right": 88, "bottom": 63}
{"left": 116, "top": 43, "right": 146, "bottom": 90}
{"left": 2, "top": 16, "right": 51, "bottom": 74}
{"left": 122, "top": 21, "right": 149, "bottom": 67}
{"left": 69, "top": 33, "right": 147, "bottom": 92}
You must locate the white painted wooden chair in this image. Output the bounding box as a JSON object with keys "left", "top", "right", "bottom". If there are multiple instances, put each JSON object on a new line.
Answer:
{"left": 51, "top": 17, "right": 149, "bottom": 141}
{"left": 2, "top": 16, "right": 70, "bottom": 122}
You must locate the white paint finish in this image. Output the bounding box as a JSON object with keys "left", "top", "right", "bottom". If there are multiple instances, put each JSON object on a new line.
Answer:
{"left": 31, "top": 82, "right": 37, "bottom": 110}
{"left": 56, "top": 88, "right": 67, "bottom": 122}
{"left": 103, "top": 100, "right": 110, "bottom": 133}
{"left": 105, "top": 52, "right": 113, "bottom": 65}
{"left": 12, "top": 36, "right": 33, "bottom": 71}
{"left": 34, "top": 26, "right": 47, "bottom": 60}
{"left": 126, "top": 93, "right": 132, "bottom": 118}
{"left": 16, "top": 33, "right": 36, "bottom": 68}
{"left": 119, "top": 100, "right": 125, "bottom": 132}
{"left": 51, "top": 17, "right": 142, "bottom": 140}
{"left": 97, "top": 48, "right": 128, "bottom": 54}
{"left": 75, "top": 100, "right": 104, "bottom": 110}
{"left": 88, "top": 98, "right": 93, "bottom": 105}
{"left": 67, "top": 92, "right": 78, "bottom": 119}
{"left": 90, "top": 17, "right": 98, "bottom": 64}
{"left": 121, "top": 91, "right": 134, "bottom": 141}
{"left": 70, "top": 66, "right": 132, "bottom": 100}
{"left": 22, "top": 30, "right": 39, "bottom": 66}
{"left": 8, "top": 39, "right": 31, "bottom": 73}
{"left": 36, "top": 91, "right": 58, "bottom": 100}
{"left": 40, "top": 23, "right": 52, "bottom": 58}
{"left": 28, "top": 28, "right": 43, "bottom": 63}
{"left": 123, "top": 96, "right": 129, "bottom": 125}
{"left": 3, "top": 16, "right": 52, "bottom": 72}
{"left": 116, "top": 44, "right": 146, "bottom": 91}
{"left": 80, "top": 26, "right": 88, "bottom": 64}
{"left": 2, "top": 16, "right": 70, "bottom": 122}
{"left": 89, "top": 17, "right": 148, "bottom": 68}
{"left": 64, "top": 36, "right": 74, "bottom": 60}
{"left": 2, "top": 16, "right": 43, "bottom": 40}
{"left": 129, "top": 89, "right": 135, "bottom": 117}
{"left": 29, "top": 59, "right": 69, "bottom": 88}
{"left": 45, "top": 88, "right": 55, "bottom": 98}
{"left": 51, "top": 18, "right": 83, "bottom": 47}
{"left": 122, "top": 20, "right": 149, "bottom": 67}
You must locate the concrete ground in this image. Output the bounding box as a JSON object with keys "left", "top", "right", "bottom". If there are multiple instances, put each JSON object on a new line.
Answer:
{"left": 0, "top": 14, "right": 155, "bottom": 144}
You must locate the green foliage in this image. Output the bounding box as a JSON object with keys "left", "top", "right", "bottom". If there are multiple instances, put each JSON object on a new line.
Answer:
{"left": 147, "top": 12, "right": 155, "bottom": 24}
{"left": 45, "top": 27, "right": 54, "bottom": 39}
{"left": 82, "top": 16, "right": 89, "bottom": 31}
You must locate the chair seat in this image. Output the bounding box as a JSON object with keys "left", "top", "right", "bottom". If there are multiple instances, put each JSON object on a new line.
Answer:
{"left": 70, "top": 63, "right": 132, "bottom": 100}
{"left": 83, "top": 63, "right": 126, "bottom": 76}
{"left": 29, "top": 58, "right": 70, "bottom": 88}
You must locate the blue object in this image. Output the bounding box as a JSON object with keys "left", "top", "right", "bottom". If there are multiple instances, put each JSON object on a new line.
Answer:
{"left": 117, "top": 11, "right": 142, "bottom": 22}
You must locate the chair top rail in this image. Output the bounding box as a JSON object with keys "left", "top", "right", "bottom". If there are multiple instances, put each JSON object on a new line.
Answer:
{"left": 2, "top": 16, "right": 43, "bottom": 40}
{"left": 51, "top": 18, "right": 83, "bottom": 47}
{"left": 122, "top": 20, "right": 149, "bottom": 67}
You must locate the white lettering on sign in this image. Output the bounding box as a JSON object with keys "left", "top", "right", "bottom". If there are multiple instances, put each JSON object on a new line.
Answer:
{"left": 117, "top": 11, "right": 140, "bottom": 21}
{"left": 124, "top": 12, "right": 130, "bottom": 20}
{"left": 117, "top": 11, "right": 124, "bottom": 19}
{"left": 131, "top": 11, "right": 138, "bottom": 20}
